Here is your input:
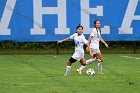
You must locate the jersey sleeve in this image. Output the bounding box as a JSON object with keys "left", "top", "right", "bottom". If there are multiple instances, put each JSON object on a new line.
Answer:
{"left": 90, "top": 29, "right": 95, "bottom": 37}
{"left": 69, "top": 34, "right": 75, "bottom": 39}
{"left": 83, "top": 35, "right": 88, "bottom": 44}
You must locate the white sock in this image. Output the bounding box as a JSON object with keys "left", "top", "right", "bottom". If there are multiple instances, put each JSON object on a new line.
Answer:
{"left": 79, "top": 58, "right": 96, "bottom": 71}
{"left": 98, "top": 63, "right": 102, "bottom": 73}
{"left": 65, "top": 66, "right": 71, "bottom": 76}
{"left": 79, "top": 65, "right": 86, "bottom": 71}
{"left": 86, "top": 58, "right": 96, "bottom": 64}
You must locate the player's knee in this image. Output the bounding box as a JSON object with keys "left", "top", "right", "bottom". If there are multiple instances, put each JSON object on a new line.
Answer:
{"left": 80, "top": 61, "right": 86, "bottom": 66}
{"left": 67, "top": 61, "right": 72, "bottom": 66}
{"left": 97, "top": 58, "right": 103, "bottom": 62}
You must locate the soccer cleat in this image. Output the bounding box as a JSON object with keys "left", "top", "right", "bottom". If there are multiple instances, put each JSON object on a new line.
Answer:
{"left": 64, "top": 73, "right": 67, "bottom": 76}
{"left": 101, "top": 73, "right": 104, "bottom": 75}
{"left": 77, "top": 69, "right": 82, "bottom": 75}
{"left": 99, "top": 72, "right": 104, "bottom": 75}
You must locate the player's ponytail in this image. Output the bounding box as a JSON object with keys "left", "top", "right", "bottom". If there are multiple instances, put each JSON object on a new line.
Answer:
{"left": 94, "top": 19, "right": 100, "bottom": 28}
{"left": 94, "top": 19, "right": 101, "bottom": 33}
{"left": 99, "top": 27, "right": 101, "bottom": 33}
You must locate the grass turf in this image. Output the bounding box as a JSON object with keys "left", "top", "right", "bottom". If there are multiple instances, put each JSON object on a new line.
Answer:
{"left": 0, "top": 54, "right": 140, "bottom": 93}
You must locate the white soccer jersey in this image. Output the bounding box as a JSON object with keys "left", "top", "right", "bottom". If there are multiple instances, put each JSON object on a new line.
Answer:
{"left": 90, "top": 28, "right": 101, "bottom": 49}
{"left": 70, "top": 33, "right": 88, "bottom": 61}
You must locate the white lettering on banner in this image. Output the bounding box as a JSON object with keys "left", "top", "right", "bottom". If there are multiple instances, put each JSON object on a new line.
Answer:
{"left": 80, "top": 0, "right": 110, "bottom": 34}
{"left": 1, "top": 0, "right": 139, "bottom": 36}
{"left": 101, "top": 26, "right": 110, "bottom": 34}
{"left": 119, "top": 0, "right": 140, "bottom": 34}
{"left": 31, "top": 0, "right": 70, "bottom": 35}
{"left": 0, "top": 0, "right": 16, "bottom": 35}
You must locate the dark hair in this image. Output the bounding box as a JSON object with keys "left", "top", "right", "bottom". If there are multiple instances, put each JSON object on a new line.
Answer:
{"left": 94, "top": 19, "right": 101, "bottom": 33}
{"left": 76, "top": 24, "right": 83, "bottom": 33}
{"left": 94, "top": 19, "right": 100, "bottom": 27}
{"left": 76, "top": 24, "right": 83, "bottom": 30}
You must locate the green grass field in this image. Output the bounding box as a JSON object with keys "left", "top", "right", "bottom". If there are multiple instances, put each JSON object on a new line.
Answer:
{"left": 0, "top": 54, "right": 140, "bottom": 93}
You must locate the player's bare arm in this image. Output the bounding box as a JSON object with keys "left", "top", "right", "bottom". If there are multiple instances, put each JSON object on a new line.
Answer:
{"left": 100, "top": 37, "right": 109, "bottom": 48}
{"left": 86, "top": 41, "right": 92, "bottom": 54}
{"left": 86, "top": 35, "right": 92, "bottom": 52}
{"left": 58, "top": 37, "right": 71, "bottom": 43}
{"left": 88, "top": 36, "right": 92, "bottom": 43}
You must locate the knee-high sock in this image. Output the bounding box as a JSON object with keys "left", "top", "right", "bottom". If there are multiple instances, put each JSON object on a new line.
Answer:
{"left": 98, "top": 63, "right": 102, "bottom": 73}
{"left": 65, "top": 66, "right": 71, "bottom": 76}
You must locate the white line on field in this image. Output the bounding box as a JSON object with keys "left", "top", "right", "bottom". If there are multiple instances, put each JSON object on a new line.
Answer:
{"left": 120, "top": 56, "right": 140, "bottom": 60}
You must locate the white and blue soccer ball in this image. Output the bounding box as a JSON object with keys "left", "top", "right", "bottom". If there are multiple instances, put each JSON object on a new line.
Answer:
{"left": 86, "top": 68, "right": 95, "bottom": 76}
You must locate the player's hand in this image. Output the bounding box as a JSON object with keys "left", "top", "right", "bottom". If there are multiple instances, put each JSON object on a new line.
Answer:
{"left": 105, "top": 43, "right": 109, "bottom": 48}
{"left": 57, "top": 40, "right": 63, "bottom": 44}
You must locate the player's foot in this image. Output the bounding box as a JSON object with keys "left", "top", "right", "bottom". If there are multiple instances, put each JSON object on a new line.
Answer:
{"left": 99, "top": 72, "right": 104, "bottom": 75}
{"left": 77, "top": 69, "right": 82, "bottom": 75}
{"left": 64, "top": 73, "right": 68, "bottom": 76}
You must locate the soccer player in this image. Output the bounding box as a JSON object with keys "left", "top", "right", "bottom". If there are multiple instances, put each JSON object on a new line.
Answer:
{"left": 58, "top": 25, "right": 91, "bottom": 76}
{"left": 77, "top": 20, "right": 109, "bottom": 75}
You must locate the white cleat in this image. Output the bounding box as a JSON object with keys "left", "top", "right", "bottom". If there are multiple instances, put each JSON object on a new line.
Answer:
{"left": 64, "top": 73, "right": 68, "bottom": 77}
{"left": 99, "top": 72, "right": 104, "bottom": 75}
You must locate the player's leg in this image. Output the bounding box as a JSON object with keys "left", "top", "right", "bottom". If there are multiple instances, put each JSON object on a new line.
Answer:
{"left": 79, "top": 57, "right": 86, "bottom": 66}
{"left": 96, "top": 52, "right": 103, "bottom": 74}
{"left": 64, "top": 57, "right": 76, "bottom": 76}
{"left": 86, "top": 49, "right": 97, "bottom": 65}
{"left": 77, "top": 55, "right": 96, "bottom": 73}
{"left": 77, "top": 57, "right": 86, "bottom": 74}
{"left": 86, "top": 54, "right": 96, "bottom": 65}
{"left": 77, "top": 49, "right": 96, "bottom": 73}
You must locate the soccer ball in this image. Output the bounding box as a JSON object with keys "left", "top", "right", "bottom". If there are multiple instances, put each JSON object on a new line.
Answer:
{"left": 86, "top": 68, "right": 95, "bottom": 76}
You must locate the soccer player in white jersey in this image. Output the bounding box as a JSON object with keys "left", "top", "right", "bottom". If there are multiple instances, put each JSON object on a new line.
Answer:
{"left": 58, "top": 25, "right": 91, "bottom": 76}
{"left": 77, "top": 20, "right": 109, "bottom": 74}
